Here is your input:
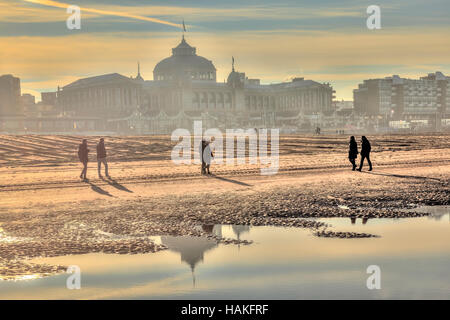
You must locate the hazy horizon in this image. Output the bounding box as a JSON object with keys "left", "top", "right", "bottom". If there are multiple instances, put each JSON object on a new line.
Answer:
{"left": 0, "top": 0, "right": 449, "bottom": 101}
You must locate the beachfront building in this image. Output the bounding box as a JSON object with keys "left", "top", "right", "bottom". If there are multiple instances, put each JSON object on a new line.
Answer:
{"left": 52, "top": 36, "right": 334, "bottom": 133}
{"left": 0, "top": 74, "right": 25, "bottom": 132}
{"left": 353, "top": 72, "right": 450, "bottom": 129}
{"left": 58, "top": 73, "right": 142, "bottom": 118}
{"left": 21, "top": 93, "right": 36, "bottom": 116}
{"left": 0, "top": 74, "right": 22, "bottom": 116}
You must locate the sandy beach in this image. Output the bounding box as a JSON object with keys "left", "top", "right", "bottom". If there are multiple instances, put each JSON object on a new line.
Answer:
{"left": 0, "top": 134, "right": 449, "bottom": 280}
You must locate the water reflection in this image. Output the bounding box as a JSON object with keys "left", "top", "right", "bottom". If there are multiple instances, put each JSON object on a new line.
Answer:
{"left": 159, "top": 224, "right": 251, "bottom": 286}
{"left": 1, "top": 207, "right": 449, "bottom": 299}
{"left": 350, "top": 216, "right": 369, "bottom": 225}
{"left": 161, "top": 235, "right": 218, "bottom": 287}
{"left": 232, "top": 225, "right": 250, "bottom": 241}
{"left": 419, "top": 206, "right": 450, "bottom": 221}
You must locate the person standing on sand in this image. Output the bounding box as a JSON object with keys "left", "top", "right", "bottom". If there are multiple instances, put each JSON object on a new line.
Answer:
{"left": 203, "top": 140, "right": 214, "bottom": 175}
{"left": 199, "top": 139, "right": 206, "bottom": 175}
{"left": 348, "top": 136, "right": 358, "bottom": 171}
{"left": 97, "top": 138, "right": 109, "bottom": 178}
{"left": 358, "top": 136, "right": 373, "bottom": 171}
{"left": 78, "top": 139, "right": 89, "bottom": 180}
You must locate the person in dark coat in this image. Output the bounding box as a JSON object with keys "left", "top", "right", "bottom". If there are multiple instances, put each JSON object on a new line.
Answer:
{"left": 96, "top": 138, "right": 109, "bottom": 178}
{"left": 199, "top": 139, "right": 206, "bottom": 175}
{"left": 358, "top": 136, "right": 372, "bottom": 171}
{"left": 203, "top": 140, "right": 214, "bottom": 175}
{"left": 78, "top": 139, "right": 89, "bottom": 180}
{"left": 348, "top": 136, "right": 358, "bottom": 171}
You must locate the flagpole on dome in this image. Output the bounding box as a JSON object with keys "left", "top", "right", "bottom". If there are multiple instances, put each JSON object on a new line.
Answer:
{"left": 182, "top": 19, "right": 186, "bottom": 40}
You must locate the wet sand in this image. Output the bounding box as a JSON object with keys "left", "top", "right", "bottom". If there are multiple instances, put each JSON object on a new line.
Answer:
{"left": 0, "top": 134, "right": 449, "bottom": 280}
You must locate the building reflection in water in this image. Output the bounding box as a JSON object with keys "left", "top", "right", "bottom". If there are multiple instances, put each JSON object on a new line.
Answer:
{"left": 160, "top": 225, "right": 221, "bottom": 287}
{"left": 160, "top": 224, "right": 252, "bottom": 287}
{"left": 231, "top": 225, "right": 250, "bottom": 240}
{"left": 427, "top": 209, "right": 450, "bottom": 221}
{"left": 231, "top": 225, "right": 250, "bottom": 250}
{"left": 350, "top": 216, "right": 369, "bottom": 225}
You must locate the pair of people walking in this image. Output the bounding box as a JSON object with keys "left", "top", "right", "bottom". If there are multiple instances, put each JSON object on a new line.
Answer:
{"left": 78, "top": 138, "right": 109, "bottom": 180}
{"left": 199, "top": 138, "right": 214, "bottom": 175}
{"left": 348, "top": 136, "right": 372, "bottom": 171}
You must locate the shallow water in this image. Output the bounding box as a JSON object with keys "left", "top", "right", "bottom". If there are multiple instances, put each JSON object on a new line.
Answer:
{"left": 0, "top": 206, "right": 449, "bottom": 299}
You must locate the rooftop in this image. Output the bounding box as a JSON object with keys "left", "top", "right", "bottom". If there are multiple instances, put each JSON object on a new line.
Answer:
{"left": 63, "top": 73, "right": 138, "bottom": 90}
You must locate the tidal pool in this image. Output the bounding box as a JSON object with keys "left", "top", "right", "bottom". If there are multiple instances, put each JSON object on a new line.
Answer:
{"left": 0, "top": 207, "right": 449, "bottom": 299}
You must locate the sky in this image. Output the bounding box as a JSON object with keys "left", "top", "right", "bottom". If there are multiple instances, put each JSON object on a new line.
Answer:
{"left": 0, "top": 0, "right": 449, "bottom": 101}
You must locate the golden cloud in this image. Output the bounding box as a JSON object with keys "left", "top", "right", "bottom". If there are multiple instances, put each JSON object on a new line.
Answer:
{"left": 21, "top": 0, "right": 181, "bottom": 28}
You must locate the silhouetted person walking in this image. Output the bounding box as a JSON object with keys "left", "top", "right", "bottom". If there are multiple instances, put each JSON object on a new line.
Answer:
{"left": 358, "top": 136, "right": 372, "bottom": 171}
{"left": 348, "top": 136, "right": 358, "bottom": 171}
{"left": 97, "top": 138, "right": 109, "bottom": 178}
{"left": 203, "top": 140, "right": 214, "bottom": 175}
{"left": 78, "top": 139, "right": 89, "bottom": 180}
{"left": 199, "top": 139, "right": 206, "bottom": 175}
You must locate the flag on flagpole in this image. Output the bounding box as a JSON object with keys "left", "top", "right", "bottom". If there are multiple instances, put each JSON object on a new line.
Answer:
{"left": 182, "top": 20, "right": 186, "bottom": 32}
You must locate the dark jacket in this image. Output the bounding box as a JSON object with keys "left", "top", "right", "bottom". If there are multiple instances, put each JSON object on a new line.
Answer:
{"left": 78, "top": 144, "right": 89, "bottom": 163}
{"left": 199, "top": 141, "right": 206, "bottom": 162}
{"left": 97, "top": 142, "right": 107, "bottom": 159}
{"left": 361, "top": 139, "right": 371, "bottom": 156}
{"left": 349, "top": 141, "right": 358, "bottom": 159}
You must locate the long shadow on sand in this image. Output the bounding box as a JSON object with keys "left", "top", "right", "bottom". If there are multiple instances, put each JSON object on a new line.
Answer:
{"left": 209, "top": 174, "right": 252, "bottom": 187}
{"left": 84, "top": 180, "right": 114, "bottom": 197}
{"left": 101, "top": 177, "right": 133, "bottom": 193}
{"left": 363, "top": 171, "right": 442, "bottom": 182}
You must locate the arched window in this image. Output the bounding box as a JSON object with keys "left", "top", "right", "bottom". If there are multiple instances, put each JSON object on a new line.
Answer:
{"left": 192, "top": 92, "right": 199, "bottom": 103}
{"left": 209, "top": 92, "right": 215, "bottom": 103}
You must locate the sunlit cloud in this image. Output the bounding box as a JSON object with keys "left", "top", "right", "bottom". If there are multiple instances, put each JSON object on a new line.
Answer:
{"left": 80, "top": 4, "right": 365, "bottom": 22}
{"left": 22, "top": 0, "right": 182, "bottom": 28}
{"left": 2, "top": 1, "right": 366, "bottom": 24}
{"left": 0, "top": 1, "right": 98, "bottom": 22}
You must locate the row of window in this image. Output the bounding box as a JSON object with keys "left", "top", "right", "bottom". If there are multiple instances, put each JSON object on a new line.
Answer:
{"left": 192, "top": 92, "right": 232, "bottom": 103}
{"left": 62, "top": 87, "right": 138, "bottom": 107}
{"left": 155, "top": 72, "right": 215, "bottom": 81}
{"left": 148, "top": 93, "right": 182, "bottom": 108}
{"left": 245, "top": 92, "right": 330, "bottom": 109}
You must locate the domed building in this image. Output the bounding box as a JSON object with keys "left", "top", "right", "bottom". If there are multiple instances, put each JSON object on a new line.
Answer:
{"left": 140, "top": 37, "right": 334, "bottom": 132}
{"left": 153, "top": 36, "right": 216, "bottom": 82}
{"left": 57, "top": 36, "right": 334, "bottom": 133}
{"left": 227, "top": 64, "right": 245, "bottom": 89}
